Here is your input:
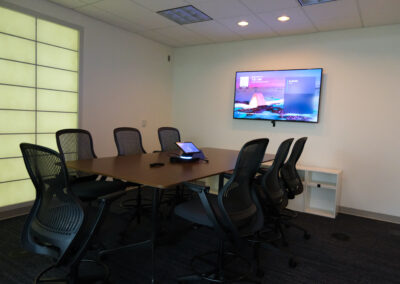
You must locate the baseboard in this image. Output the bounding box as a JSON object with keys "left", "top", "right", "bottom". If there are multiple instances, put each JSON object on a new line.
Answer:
{"left": 339, "top": 206, "right": 400, "bottom": 224}
{"left": 0, "top": 201, "right": 33, "bottom": 221}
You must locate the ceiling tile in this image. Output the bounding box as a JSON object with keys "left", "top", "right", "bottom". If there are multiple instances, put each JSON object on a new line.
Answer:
{"left": 48, "top": 0, "right": 92, "bottom": 9}
{"left": 80, "top": 0, "right": 103, "bottom": 3}
{"left": 47, "top": 0, "right": 400, "bottom": 48}
{"left": 185, "top": 21, "right": 243, "bottom": 42}
{"left": 130, "top": 0, "right": 188, "bottom": 12}
{"left": 185, "top": 0, "right": 253, "bottom": 20}
{"left": 76, "top": 5, "right": 146, "bottom": 32}
{"left": 358, "top": 0, "right": 400, "bottom": 27}
{"left": 239, "top": 0, "right": 299, "bottom": 14}
{"left": 153, "top": 25, "right": 212, "bottom": 46}
{"left": 138, "top": 30, "right": 183, "bottom": 47}
{"left": 303, "top": 0, "right": 362, "bottom": 31}
{"left": 258, "top": 7, "right": 317, "bottom": 36}
{"left": 93, "top": 0, "right": 178, "bottom": 29}
{"left": 218, "top": 14, "right": 277, "bottom": 40}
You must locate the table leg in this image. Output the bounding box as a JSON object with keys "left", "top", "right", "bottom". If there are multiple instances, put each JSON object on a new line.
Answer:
{"left": 151, "top": 187, "right": 159, "bottom": 283}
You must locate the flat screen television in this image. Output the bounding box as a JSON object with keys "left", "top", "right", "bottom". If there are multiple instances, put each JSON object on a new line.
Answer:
{"left": 233, "top": 68, "right": 323, "bottom": 123}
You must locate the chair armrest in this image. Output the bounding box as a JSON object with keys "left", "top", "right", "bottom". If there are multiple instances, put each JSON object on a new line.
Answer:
{"left": 97, "top": 190, "right": 126, "bottom": 203}
{"left": 182, "top": 182, "right": 210, "bottom": 193}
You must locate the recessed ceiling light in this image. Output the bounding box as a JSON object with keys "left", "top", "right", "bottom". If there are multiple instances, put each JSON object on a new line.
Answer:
{"left": 298, "top": 0, "right": 336, "bottom": 6}
{"left": 157, "top": 5, "right": 212, "bottom": 25}
{"left": 277, "top": 15, "right": 290, "bottom": 22}
{"left": 237, "top": 21, "right": 249, "bottom": 27}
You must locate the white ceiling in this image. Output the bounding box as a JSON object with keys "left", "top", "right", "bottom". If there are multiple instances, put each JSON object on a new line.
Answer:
{"left": 47, "top": 0, "right": 400, "bottom": 47}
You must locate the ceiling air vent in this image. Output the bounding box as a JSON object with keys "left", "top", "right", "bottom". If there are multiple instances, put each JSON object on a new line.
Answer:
{"left": 298, "top": 0, "right": 336, "bottom": 6}
{"left": 157, "top": 5, "right": 212, "bottom": 25}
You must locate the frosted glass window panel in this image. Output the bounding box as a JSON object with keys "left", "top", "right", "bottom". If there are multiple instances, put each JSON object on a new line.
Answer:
{"left": 37, "top": 89, "right": 78, "bottom": 112}
{"left": 0, "top": 85, "right": 35, "bottom": 110}
{"left": 37, "top": 19, "right": 79, "bottom": 51}
{"left": 37, "top": 43, "right": 78, "bottom": 71}
{"left": 0, "top": 180, "right": 35, "bottom": 207}
{"left": 0, "top": 6, "right": 35, "bottom": 40}
{"left": 0, "top": 59, "right": 35, "bottom": 87}
{"left": 37, "top": 66, "right": 78, "bottom": 92}
{"left": 37, "top": 112, "right": 78, "bottom": 133}
{"left": 0, "top": 110, "right": 35, "bottom": 133}
{"left": 0, "top": 34, "right": 35, "bottom": 64}
{"left": 0, "top": 6, "right": 80, "bottom": 209}
{"left": 37, "top": 134, "right": 58, "bottom": 151}
{"left": 0, "top": 134, "right": 35, "bottom": 158}
{"left": 0, "top": 157, "right": 29, "bottom": 182}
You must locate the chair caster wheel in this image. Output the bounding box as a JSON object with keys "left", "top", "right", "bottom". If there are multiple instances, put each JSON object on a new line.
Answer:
{"left": 304, "top": 233, "right": 311, "bottom": 240}
{"left": 289, "top": 258, "right": 297, "bottom": 268}
{"left": 256, "top": 268, "right": 265, "bottom": 278}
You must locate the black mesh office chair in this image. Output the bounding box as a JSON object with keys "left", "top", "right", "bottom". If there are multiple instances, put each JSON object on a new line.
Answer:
{"left": 158, "top": 127, "right": 181, "bottom": 152}
{"left": 20, "top": 143, "right": 123, "bottom": 283}
{"left": 281, "top": 137, "right": 308, "bottom": 199}
{"left": 280, "top": 137, "right": 310, "bottom": 239}
{"left": 114, "top": 127, "right": 146, "bottom": 156}
{"left": 174, "top": 138, "right": 269, "bottom": 283}
{"left": 56, "top": 129, "right": 124, "bottom": 202}
{"left": 114, "top": 127, "right": 152, "bottom": 222}
{"left": 247, "top": 138, "right": 300, "bottom": 272}
{"left": 255, "top": 138, "right": 302, "bottom": 248}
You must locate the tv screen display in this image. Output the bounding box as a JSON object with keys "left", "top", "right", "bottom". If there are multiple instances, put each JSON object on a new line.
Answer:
{"left": 233, "top": 68, "right": 322, "bottom": 123}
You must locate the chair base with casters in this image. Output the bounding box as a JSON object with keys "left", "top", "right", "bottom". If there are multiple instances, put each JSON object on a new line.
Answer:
{"left": 119, "top": 183, "right": 153, "bottom": 224}
{"left": 177, "top": 240, "right": 258, "bottom": 284}
{"left": 280, "top": 209, "right": 311, "bottom": 241}
{"left": 247, "top": 223, "right": 299, "bottom": 276}
{"left": 34, "top": 259, "right": 109, "bottom": 284}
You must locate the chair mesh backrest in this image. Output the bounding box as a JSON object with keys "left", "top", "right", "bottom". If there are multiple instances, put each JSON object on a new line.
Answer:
{"left": 158, "top": 127, "right": 180, "bottom": 152}
{"left": 260, "top": 138, "right": 294, "bottom": 207}
{"left": 281, "top": 137, "right": 307, "bottom": 197}
{"left": 56, "top": 129, "right": 96, "bottom": 178}
{"left": 114, "top": 127, "right": 146, "bottom": 156}
{"left": 20, "top": 143, "right": 84, "bottom": 260}
{"left": 219, "top": 138, "right": 269, "bottom": 227}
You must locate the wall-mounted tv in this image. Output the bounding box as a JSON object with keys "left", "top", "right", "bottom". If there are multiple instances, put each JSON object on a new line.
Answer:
{"left": 233, "top": 68, "right": 323, "bottom": 123}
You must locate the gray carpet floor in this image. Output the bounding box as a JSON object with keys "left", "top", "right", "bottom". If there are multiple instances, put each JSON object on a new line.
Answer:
{"left": 1, "top": 192, "right": 400, "bottom": 283}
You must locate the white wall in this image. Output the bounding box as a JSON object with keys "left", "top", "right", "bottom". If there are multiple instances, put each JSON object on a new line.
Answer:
{"left": 172, "top": 25, "right": 400, "bottom": 217}
{"left": 3, "top": 0, "right": 173, "bottom": 155}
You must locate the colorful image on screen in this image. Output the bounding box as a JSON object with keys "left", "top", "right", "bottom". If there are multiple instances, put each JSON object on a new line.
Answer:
{"left": 233, "top": 68, "right": 322, "bottom": 122}
{"left": 176, "top": 142, "right": 200, "bottom": 154}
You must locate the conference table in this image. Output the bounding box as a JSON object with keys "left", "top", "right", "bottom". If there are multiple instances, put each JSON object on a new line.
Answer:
{"left": 66, "top": 147, "right": 274, "bottom": 283}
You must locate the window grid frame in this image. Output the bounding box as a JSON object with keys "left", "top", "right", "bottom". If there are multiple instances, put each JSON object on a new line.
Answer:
{"left": 0, "top": 2, "right": 83, "bottom": 194}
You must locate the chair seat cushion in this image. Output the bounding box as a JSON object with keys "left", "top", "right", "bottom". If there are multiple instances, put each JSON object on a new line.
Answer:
{"left": 174, "top": 196, "right": 222, "bottom": 228}
{"left": 71, "top": 180, "right": 125, "bottom": 201}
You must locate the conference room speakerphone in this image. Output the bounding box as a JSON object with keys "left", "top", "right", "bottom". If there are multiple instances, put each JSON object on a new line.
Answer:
{"left": 170, "top": 142, "right": 206, "bottom": 163}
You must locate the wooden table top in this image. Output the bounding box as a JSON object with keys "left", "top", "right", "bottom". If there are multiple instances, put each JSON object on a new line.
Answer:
{"left": 66, "top": 147, "right": 275, "bottom": 189}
